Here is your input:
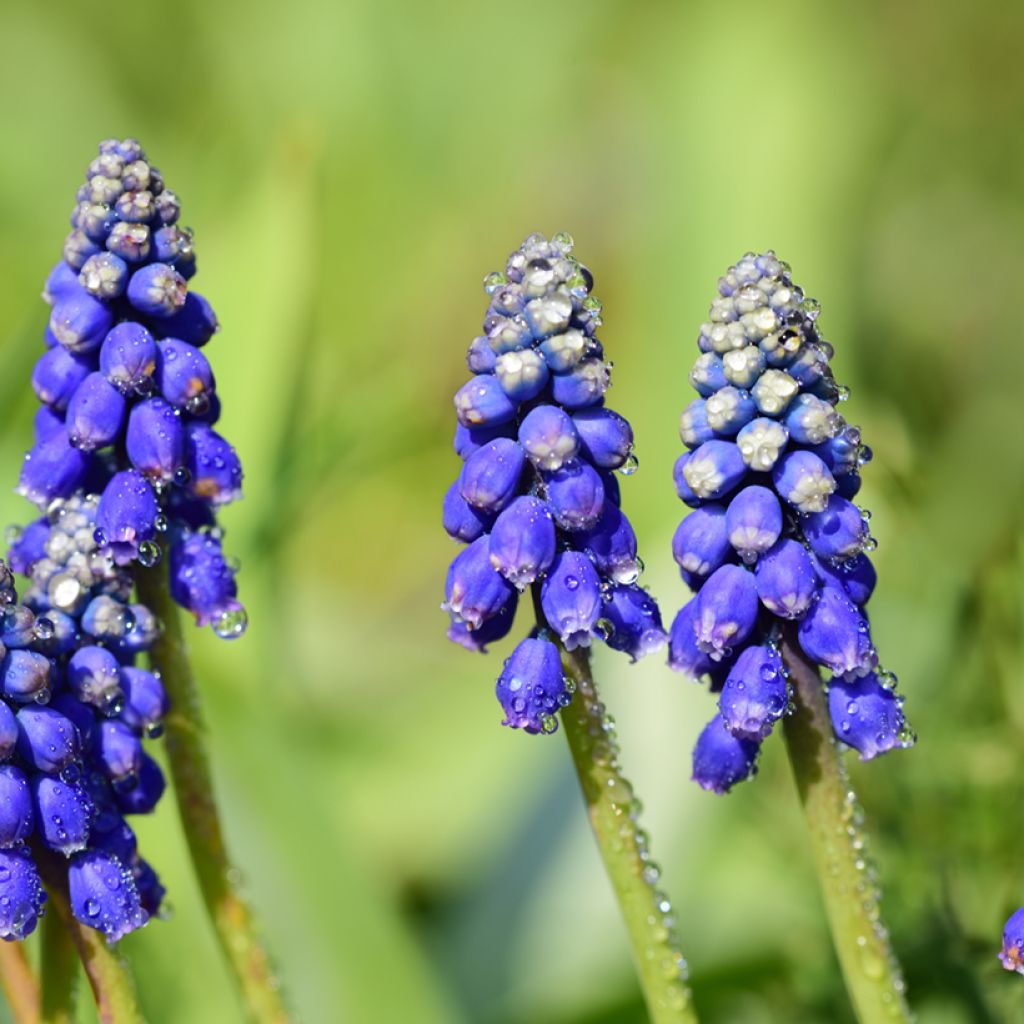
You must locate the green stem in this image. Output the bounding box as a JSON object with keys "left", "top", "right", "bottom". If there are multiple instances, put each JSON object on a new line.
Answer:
{"left": 780, "top": 631, "right": 912, "bottom": 1024}
{"left": 40, "top": 911, "right": 77, "bottom": 1024}
{"left": 135, "top": 566, "right": 289, "bottom": 1024}
{"left": 0, "top": 938, "right": 39, "bottom": 1024}
{"left": 557, "top": 641, "right": 698, "bottom": 1024}
{"left": 34, "top": 851, "right": 141, "bottom": 1024}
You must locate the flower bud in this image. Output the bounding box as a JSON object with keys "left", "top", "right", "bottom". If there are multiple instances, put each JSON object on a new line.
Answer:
{"left": 488, "top": 496, "right": 556, "bottom": 588}
{"left": 540, "top": 550, "right": 601, "bottom": 650}
{"left": 692, "top": 715, "right": 759, "bottom": 794}
{"left": 828, "top": 674, "right": 908, "bottom": 760}
{"left": 754, "top": 538, "right": 820, "bottom": 619}
{"left": 66, "top": 373, "right": 127, "bottom": 450}
{"left": 693, "top": 564, "right": 758, "bottom": 660}
{"left": 518, "top": 405, "right": 579, "bottom": 471}
{"left": 725, "top": 486, "right": 782, "bottom": 562}
{"left": 459, "top": 438, "right": 525, "bottom": 513}
{"left": 719, "top": 645, "right": 787, "bottom": 740}
{"left": 495, "top": 637, "right": 568, "bottom": 734}
{"left": 542, "top": 459, "right": 605, "bottom": 530}
{"left": 68, "top": 851, "right": 146, "bottom": 942}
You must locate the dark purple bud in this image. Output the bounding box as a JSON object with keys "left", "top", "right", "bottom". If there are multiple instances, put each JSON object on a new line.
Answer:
{"left": 0, "top": 650, "right": 51, "bottom": 703}
{"left": 168, "top": 530, "right": 245, "bottom": 634}
{"left": 572, "top": 408, "right": 633, "bottom": 470}
{"left": 75, "top": 202, "right": 117, "bottom": 241}
{"left": 725, "top": 486, "right": 782, "bottom": 563}
{"left": 0, "top": 703, "right": 17, "bottom": 761}
{"left": 126, "top": 398, "right": 185, "bottom": 482}
{"left": 32, "top": 610, "right": 78, "bottom": 657}
{"left": 540, "top": 550, "right": 601, "bottom": 650}
{"left": 495, "top": 637, "right": 568, "bottom": 734}
{"left": 96, "top": 720, "right": 142, "bottom": 785}
{"left": 668, "top": 600, "right": 717, "bottom": 677}
{"left": 154, "top": 188, "right": 180, "bottom": 226}
{"left": 184, "top": 423, "right": 242, "bottom": 505}
{"left": 17, "top": 431, "right": 91, "bottom": 507}
{"left": 99, "top": 321, "right": 157, "bottom": 392}
{"left": 488, "top": 496, "right": 556, "bottom": 588}
{"left": 68, "top": 645, "right": 123, "bottom": 712}
{"left": 113, "top": 753, "right": 165, "bottom": 814}
{"left": 79, "top": 251, "right": 129, "bottom": 300}
{"left": 96, "top": 471, "right": 158, "bottom": 565}
{"left": 459, "top": 438, "right": 524, "bottom": 513}
{"left": 836, "top": 472, "right": 862, "bottom": 500}
{"left": 542, "top": 459, "right": 605, "bottom": 531}
{"left": 803, "top": 495, "right": 868, "bottom": 562}
{"left": 672, "top": 505, "right": 730, "bottom": 579}
{"left": 692, "top": 714, "right": 760, "bottom": 794}
{"left": 772, "top": 450, "right": 835, "bottom": 514}
{"left": 828, "top": 674, "right": 908, "bottom": 760}
{"left": 452, "top": 421, "right": 514, "bottom": 459}
{"left": 453, "top": 375, "right": 517, "bottom": 428}
{"left": 466, "top": 336, "right": 496, "bottom": 374}
{"left": 550, "top": 359, "right": 609, "bottom": 409}
{"left": 32, "top": 777, "right": 93, "bottom": 855}
{"left": 49, "top": 287, "right": 114, "bottom": 354}
{"left": 809, "top": 424, "right": 863, "bottom": 477}
{"left": 0, "top": 847, "right": 46, "bottom": 940}
{"left": 109, "top": 603, "right": 162, "bottom": 658}
{"left": 693, "top": 564, "right": 759, "bottom": 660}
{"left": 0, "top": 766, "right": 34, "bottom": 847}
{"left": 444, "top": 537, "right": 515, "bottom": 631}
{"left": 798, "top": 587, "right": 877, "bottom": 678}
{"left": 681, "top": 440, "right": 747, "bottom": 501}
{"left": 31, "top": 347, "right": 94, "bottom": 410}
{"left": 34, "top": 406, "right": 66, "bottom": 443}
{"left": 442, "top": 481, "right": 493, "bottom": 542}
{"left": 445, "top": 591, "right": 517, "bottom": 652}
{"left": 157, "top": 291, "right": 218, "bottom": 347}
{"left": 599, "top": 585, "right": 667, "bottom": 661}
{"left": 2, "top": 605, "right": 37, "bottom": 649}
{"left": 114, "top": 189, "right": 156, "bottom": 222}
{"left": 494, "top": 348, "right": 548, "bottom": 401}
{"left": 755, "top": 538, "right": 820, "bottom": 619}
{"left": 719, "top": 644, "right": 787, "bottom": 740}
{"left": 132, "top": 859, "right": 166, "bottom": 918}
{"left": 679, "top": 399, "right": 714, "bottom": 449}
{"left": 152, "top": 226, "right": 193, "bottom": 266}
{"left": 16, "top": 706, "right": 79, "bottom": 773}
{"left": 44, "top": 261, "right": 81, "bottom": 305}
{"left": 118, "top": 667, "right": 168, "bottom": 738}
{"left": 817, "top": 553, "right": 876, "bottom": 608}
{"left": 519, "top": 405, "right": 579, "bottom": 471}
{"left": 48, "top": 694, "right": 95, "bottom": 747}
{"left": 81, "top": 596, "right": 132, "bottom": 640}
{"left": 126, "top": 262, "right": 187, "bottom": 317}
{"left": 68, "top": 851, "right": 146, "bottom": 941}
{"left": 577, "top": 503, "right": 639, "bottom": 583}
{"left": 66, "top": 373, "right": 127, "bottom": 450}
{"left": 155, "top": 337, "right": 215, "bottom": 410}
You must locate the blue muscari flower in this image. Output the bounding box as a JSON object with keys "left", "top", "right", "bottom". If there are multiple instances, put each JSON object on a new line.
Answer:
{"left": 167, "top": 528, "right": 246, "bottom": 636}
{"left": 669, "top": 252, "right": 911, "bottom": 790}
{"left": 443, "top": 233, "right": 664, "bottom": 732}
{"left": 0, "top": 491, "right": 171, "bottom": 942}
{"left": 1000, "top": 907, "right": 1024, "bottom": 975}
{"left": 17, "top": 140, "right": 245, "bottom": 634}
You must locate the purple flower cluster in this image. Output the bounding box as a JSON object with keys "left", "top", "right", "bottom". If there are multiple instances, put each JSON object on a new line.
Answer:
{"left": 443, "top": 233, "right": 665, "bottom": 733}
{"left": 1000, "top": 908, "right": 1024, "bottom": 975}
{"left": 0, "top": 496, "right": 168, "bottom": 942}
{"left": 669, "top": 252, "right": 912, "bottom": 792}
{"left": 20, "top": 138, "right": 244, "bottom": 637}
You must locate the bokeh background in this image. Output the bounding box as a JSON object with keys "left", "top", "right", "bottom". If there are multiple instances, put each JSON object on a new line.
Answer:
{"left": 1, "top": 1, "right": 1023, "bottom": 1021}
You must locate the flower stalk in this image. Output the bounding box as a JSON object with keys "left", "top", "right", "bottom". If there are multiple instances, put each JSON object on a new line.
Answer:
{"left": 136, "top": 566, "right": 288, "bottom": 1024}
{"left": 0, "top": 939, "right": 40, "bottom": 1024}
{"left": 40, "top": 911, "right": 77, "bottom": 1024}
{"left": 780, "top": 632, "right": 912, "bottom": 1024}
{"left": 552, "top": 614, "right": 697, "bottom": 1024}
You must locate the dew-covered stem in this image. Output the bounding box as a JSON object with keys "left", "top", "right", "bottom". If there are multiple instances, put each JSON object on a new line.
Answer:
{"left": 556, "top": 636, "right": 698, "bottom": 1024}
{"left": 780, "top": 632, "right": 912, "bottom": 1024}
{"left": 41, "top": 910, "right": 77, "bottom": 1024}
{"left": 0, "top": 935, "right": 40, "bottom": 1024}
{"left": 34, "top": 849, "right": 140, "bottom": 1024}
{"left": 136, "top": 566, "right": 289, "bottom": 1024}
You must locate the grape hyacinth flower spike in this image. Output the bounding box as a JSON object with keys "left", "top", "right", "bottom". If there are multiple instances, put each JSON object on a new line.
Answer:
{"left": 668, "top": 252, "right": 912, "bottom": 1022}
{"left": 7, "top": 139, "right": 288, "bottom": 1023}
{"left": 443, "top": 233, "right": 695, "bottom": 1023}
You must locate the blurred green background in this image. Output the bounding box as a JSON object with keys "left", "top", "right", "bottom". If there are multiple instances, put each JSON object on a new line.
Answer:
{"left": 1, "top": 1, "right": 1023, "bottom": 1021}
